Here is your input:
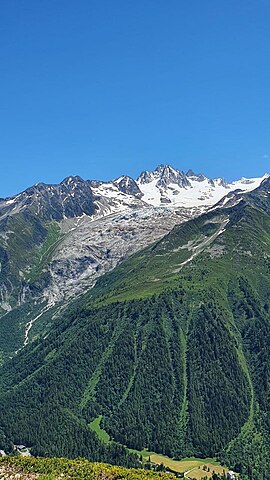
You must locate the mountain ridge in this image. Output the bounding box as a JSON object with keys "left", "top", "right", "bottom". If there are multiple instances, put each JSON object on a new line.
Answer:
{"left": 1, "top": 164, "right": 267, "bottom": 211}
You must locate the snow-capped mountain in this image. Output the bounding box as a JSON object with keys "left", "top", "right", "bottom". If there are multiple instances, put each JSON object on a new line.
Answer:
{"left": 1, "top": 164, "right": 266, "bottom": 221}
{"left": 136, "top": 164, "right": 267, "bottom": 207}
{"left": 0, "top": 164, "right": 267, "bottom": 318}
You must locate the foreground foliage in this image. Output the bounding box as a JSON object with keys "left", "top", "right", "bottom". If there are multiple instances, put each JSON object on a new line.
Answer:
{"left": 0, "top": 456, "right": 173, "bottom": 480}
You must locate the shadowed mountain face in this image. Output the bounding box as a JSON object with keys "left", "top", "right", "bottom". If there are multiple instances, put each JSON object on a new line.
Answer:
{"left": 0, "top": 176, "right": 96, "bottom": 222}
{"left": 1, "top": 172, "right": 270, "bottom": 478}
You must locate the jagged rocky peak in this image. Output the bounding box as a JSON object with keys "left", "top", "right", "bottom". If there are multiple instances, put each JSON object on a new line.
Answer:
{"left": 213, "top": 177, "right": 228, "bottom": 188}
{"left": 185, "top": 168, "right": 227, "bottom": 186}
{"left": 155, "top": 163, "right": 180, "bottom": 175}
{"left": 21, "top": 182, "right": 49, "bottom": 197}
{"left": 136, "top": 169, "right": 154, "bottom": 184}
{"left": 186, "top": 168, "right": 196, "bottom": 177}
{"left": 59, "top": 175, "right": 95, "bottom": 198}
{"left": 18, "top": 176, "right": 88, "bottom": 199}
{"left": 60, "top": 175, "right": 86, "bottom": 187}
{"left": 137, "top": 163, "right": 190, "bottom": 188}
{"left": 1, "top": 165, "right": 268, "bottom": 224}
{"left": 113, "top": 175, "right": 143, "bottom": 198}
{"left": 186, "top": 169, "right": 206, "bottom": 182}
{"left": 156, "top": 164, "right": 190, "bottom": 188}
{"left": 0, "top": 175, "right": 96, "bottom": 222}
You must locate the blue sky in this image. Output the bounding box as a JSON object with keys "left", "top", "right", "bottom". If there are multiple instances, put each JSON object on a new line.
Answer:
{"left": 1, "top": 0, "right": 270, "bottom": 197}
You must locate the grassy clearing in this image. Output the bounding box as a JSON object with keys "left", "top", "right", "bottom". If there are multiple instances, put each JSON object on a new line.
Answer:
{"left": 184, "top": 463, "right": 229, "bottom": 479}
{"left": 131, "top": 452, "right": 227, "bottom": 477}
{"left": 87, "top": 424, "right": 227, "bottom": 478}
{"left": 148, "top": 455, "right": 223, "bottom": 474}
{"left": 89, "top": 415, "right": 111, "bottom": 444}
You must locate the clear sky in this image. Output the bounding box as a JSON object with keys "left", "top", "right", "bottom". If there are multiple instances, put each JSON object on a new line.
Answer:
{"left": 1, "top": 0, "right": 270, "bottom": 197}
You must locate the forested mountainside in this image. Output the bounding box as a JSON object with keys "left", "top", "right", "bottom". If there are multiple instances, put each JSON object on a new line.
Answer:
{"left": 1, "top": 177, "right": 270, "bottom": 478}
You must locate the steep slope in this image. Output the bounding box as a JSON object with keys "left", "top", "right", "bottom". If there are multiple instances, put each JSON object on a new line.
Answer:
{"left": 1, "top": 178, "right": 270, "bottom": 478}
{"left": 0, "top": 165, "right": 266, "bottom": 360}
{"left": 0, "top": 165, "right": 261, "bottom": 362}
{"left": 0, "top": 165, "right": 265, "bottom": 314}
{"left": 0, "top": 175, "right": 143, "bottom": 312}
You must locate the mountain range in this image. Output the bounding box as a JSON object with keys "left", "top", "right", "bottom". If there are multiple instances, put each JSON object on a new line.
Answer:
{"left": 0, "top": 165, "right": 266, "bottom": 328}
{"left": 1, "top": 164, "right": 270, "bottom": 479}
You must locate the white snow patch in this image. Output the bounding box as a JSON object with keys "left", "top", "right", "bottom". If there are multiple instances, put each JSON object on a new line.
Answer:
{"left": 137, "top": 174, "right": 268, "bottom": 208}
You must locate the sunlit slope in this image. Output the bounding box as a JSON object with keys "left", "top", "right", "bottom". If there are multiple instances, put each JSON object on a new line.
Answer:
{"left": 1, "top": 180, "right": 270, "bottom": 478}
{"left": 91, "top": 198, "right": 270, "bottom": 304}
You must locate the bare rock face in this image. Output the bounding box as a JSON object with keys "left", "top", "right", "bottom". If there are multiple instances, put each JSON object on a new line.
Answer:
{"left": 113, "top": 176, "right": 143, "bottom": 198}
{"left": 0, "top": 176, "right": 96, "bottom": 222}
{"left": 43, "top": 206, "right": 198, "bottom": 304}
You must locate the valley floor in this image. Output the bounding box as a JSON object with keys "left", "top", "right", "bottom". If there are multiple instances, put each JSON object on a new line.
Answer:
{"left": 89, "top": 416, "right": 228, "bottom": 479}
{"left": 133, "top": 452, "right": 228, "bottom": 479}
